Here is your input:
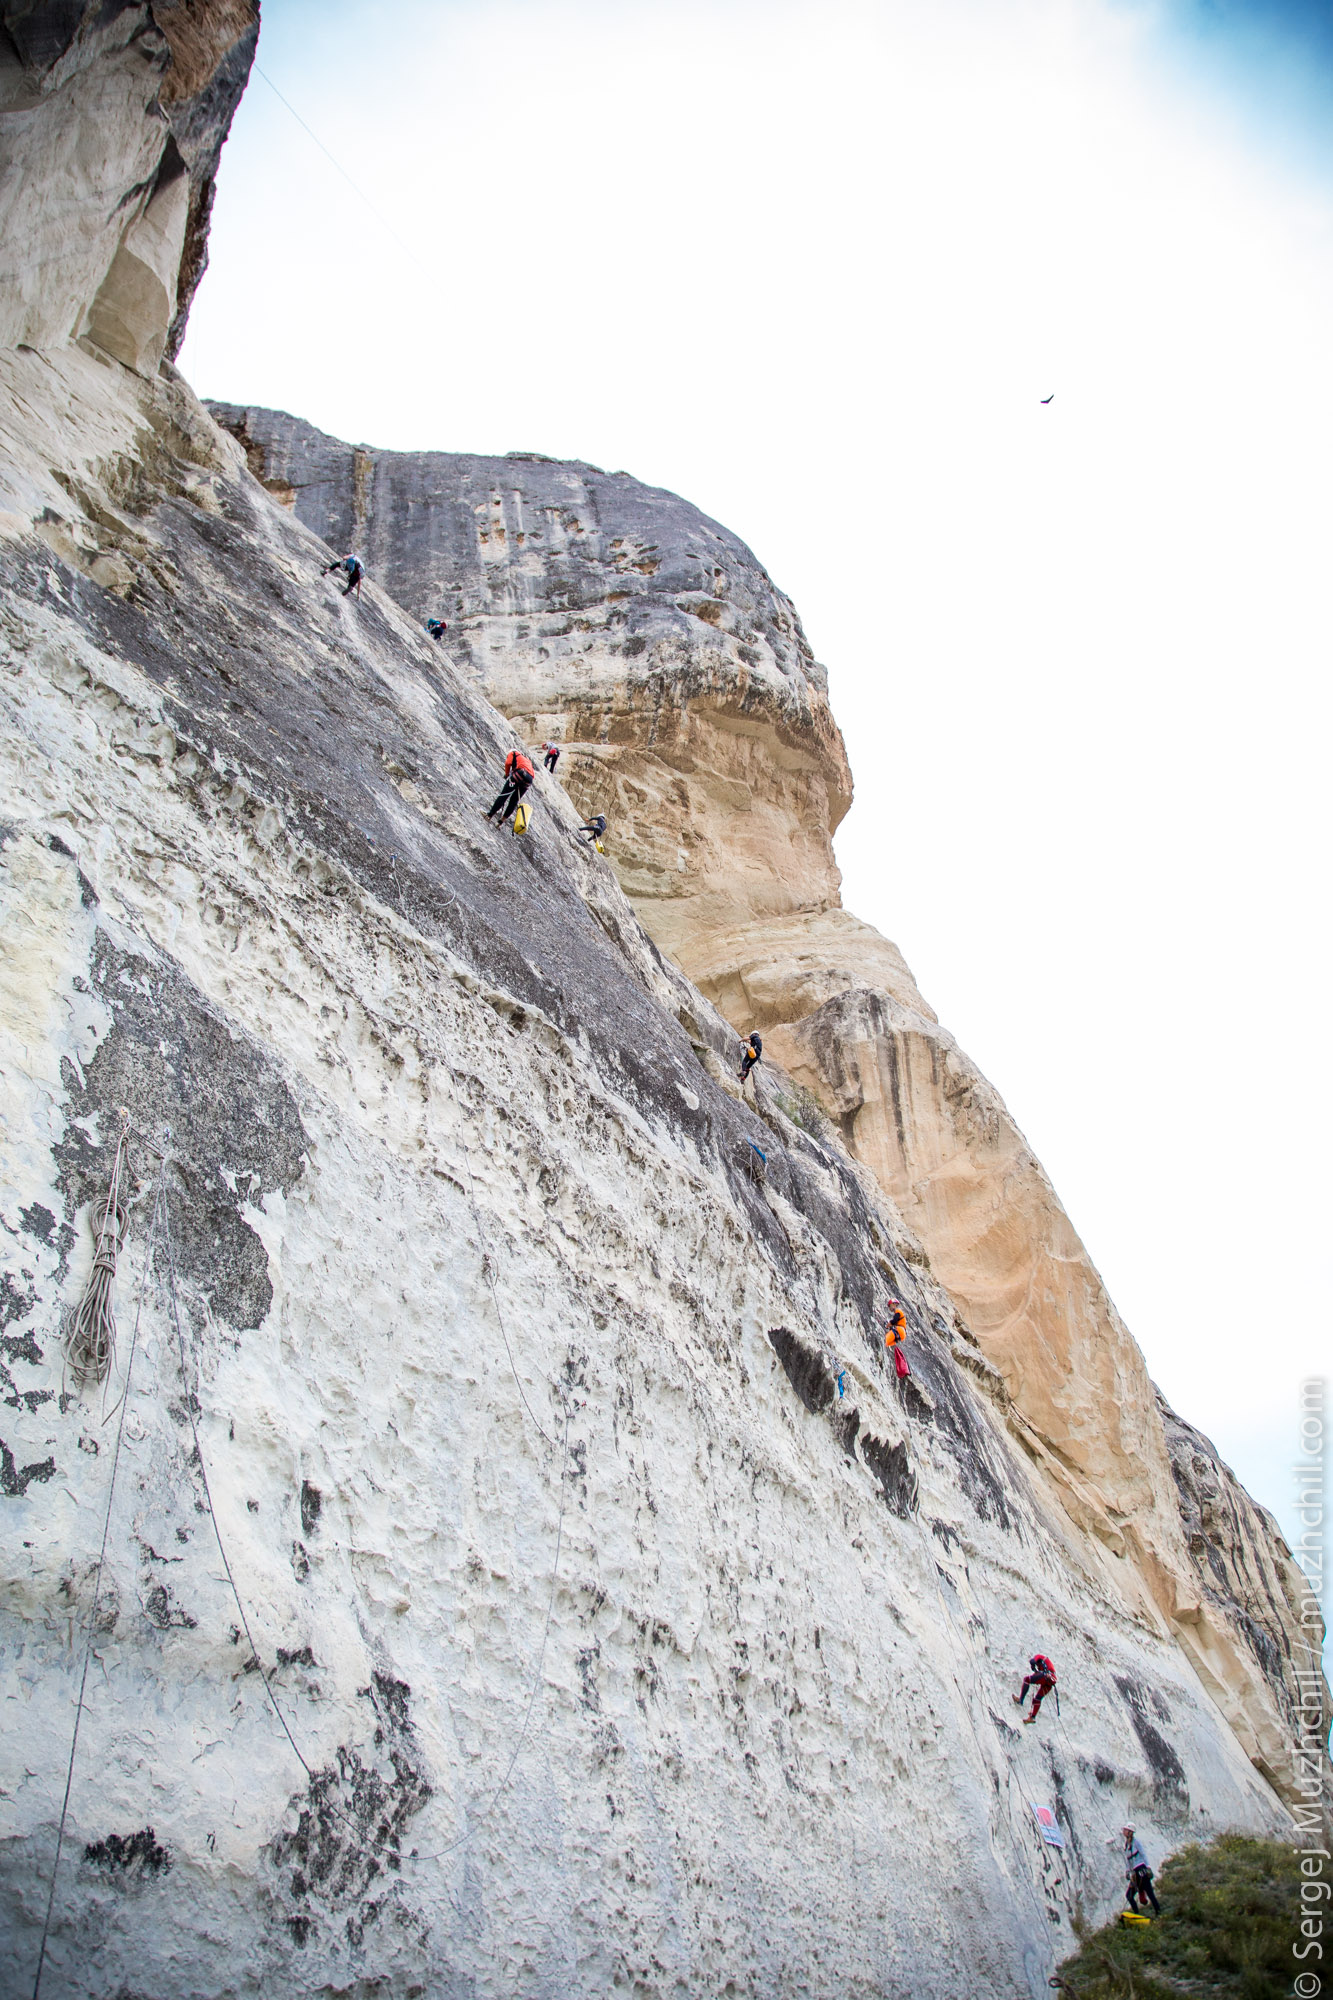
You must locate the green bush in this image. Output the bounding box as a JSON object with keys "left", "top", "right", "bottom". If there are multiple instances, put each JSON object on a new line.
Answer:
{"left": 1054, "top": 1835, "right": 1305, "bottom": 1998}
{"left": 774, "top": 1085, "right": 830, "bottom": 1136}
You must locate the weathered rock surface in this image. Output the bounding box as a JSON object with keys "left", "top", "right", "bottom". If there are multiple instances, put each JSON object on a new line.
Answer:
{"left": 0, "top": 1, "right": 257, "bottom": 366}
{"left": 213, "top": 405, "right": 1326, "bottom": 1820}
{"left": 0, "top": 341, "right": 1310, "bottom": 1997}
{"left": 0, "top": 28, "right": 1325, "bottom": 1993}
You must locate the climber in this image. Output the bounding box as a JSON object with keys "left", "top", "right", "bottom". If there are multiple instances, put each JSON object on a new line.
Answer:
{"left": 1122, "top": 1828, "right": 1161, "bottom": 1915}
{"left": 485, "top": 747, "right": 536, "bottom": 826}
{"left": 425, "top": 617, "right": 448, "bottom": 640}
{"left": 541, "top": 740, "right": 562, "bottom": 773}
{"left": 739, "top": 1032, "right": 763, "bottom": 1084}
{"left": 885, "top": 1298, "right": 911, "bottom": 1378}
{"left": 323, "top": 554, "right": 363, "bottom": 598}
{"left": 1013, "top": 1652, "right": 1057, "bottom": 1723}
{"left": 577, "top": 813, "right": 607, "bottom": 844}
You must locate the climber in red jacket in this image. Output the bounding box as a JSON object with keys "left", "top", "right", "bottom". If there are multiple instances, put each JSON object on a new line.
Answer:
{"left": 485, "top": 748, "right": 536, "bottom": 826}
{"left": 1014, "top": 1653, "right": 1057, "bottom": 1723}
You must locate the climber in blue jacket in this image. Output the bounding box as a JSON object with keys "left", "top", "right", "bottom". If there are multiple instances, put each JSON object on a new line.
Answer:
{"left": 323, "top": 554, "right": 363, "bottom": 598}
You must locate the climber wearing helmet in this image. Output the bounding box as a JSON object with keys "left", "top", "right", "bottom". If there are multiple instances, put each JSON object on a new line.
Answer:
{"left": 542, "top": 741, "right": 562, "bottom": 772}
{"left": 485, "top": 747, "right": 536, "bottom": 826}
{"left": 425, "top": 617, "right": 448, "bottom": 640}
{"left": 1122, "top": 1828, "right": 1160, "bottom": 1915}
{"left": 739, "top": 1032, "right": 763, "bottom": 1084}
{"left": 1014, "top": 1653, "right": 1057, "bottom": 1723}
{"left": 323, "top": 554, "right": 363, "bottom": 598}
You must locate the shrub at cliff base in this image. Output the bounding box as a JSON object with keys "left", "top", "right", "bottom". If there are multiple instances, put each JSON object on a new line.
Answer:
{"left": 1055, "top": 1835, "right": 1302, "bottom": 1999}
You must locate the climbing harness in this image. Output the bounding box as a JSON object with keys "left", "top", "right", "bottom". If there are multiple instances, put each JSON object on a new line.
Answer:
{"left": 33, "top": 1165, "right": 163, "bottom": 2000}
{"left": 63, "top": 1114, "right": 131, "bottom": 1393}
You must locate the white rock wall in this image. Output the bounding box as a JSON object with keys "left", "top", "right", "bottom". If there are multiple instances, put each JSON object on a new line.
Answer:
{"left": 0, "top": 361, "right": 1294, "bottom": 1997}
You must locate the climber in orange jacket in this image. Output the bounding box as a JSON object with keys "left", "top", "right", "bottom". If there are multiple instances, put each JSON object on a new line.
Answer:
{"left": 1014, "top": 1653, "right": 1057, "bottom": 1723}
{"left": 885, "top": 1299, "right": 911, "bottom": 1378}
{"left": 485, "top": 748, "right": 536, "bottom": 826}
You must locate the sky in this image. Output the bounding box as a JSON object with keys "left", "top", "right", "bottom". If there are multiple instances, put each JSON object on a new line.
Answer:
{"left": 177, "top": 0, "right": 1331, "bottom": 1572}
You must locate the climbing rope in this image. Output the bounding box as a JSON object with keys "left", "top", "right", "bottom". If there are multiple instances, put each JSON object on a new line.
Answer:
{"left": 452, "top": 1095, "right": 556, "bottom": 1449}
{"left": 63, "top": 1115, "right": 130, "bottom": 1393}
{"left": 915, "top": 1527, "right": 1063, "bottom": 1965}
{"left": 153, "top": 1127, "right": 574, "bottom": 1866}
{"left": 32, "top": 1168, "right": 163, "bottom": 2000}
{"left": 403, "top": 1395, "right": 572, "bottom": 1867}
{"left": 156, "top": 1176, "right": 344, "bottom": 1808}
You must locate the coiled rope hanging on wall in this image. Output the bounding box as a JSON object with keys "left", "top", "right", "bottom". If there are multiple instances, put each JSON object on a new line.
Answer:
{"left": 63, "top": 1113, "right": 131, "bottom": 1392}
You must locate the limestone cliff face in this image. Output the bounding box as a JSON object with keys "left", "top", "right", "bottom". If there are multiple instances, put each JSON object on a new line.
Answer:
{"left": 0, "top": 34, "right": 1325, "bottom": 1997}
{"left": 0, "top": 0, "right": 257, "bottom": 370}
{"left": 1, "top": 340, "right": 1308, "bottom": 2000}
{"left": 213, "top": 406, "right": 1326, "bottom": 1816}
{"left": 205, "top": 406, "right": 908, "bottom": 1010}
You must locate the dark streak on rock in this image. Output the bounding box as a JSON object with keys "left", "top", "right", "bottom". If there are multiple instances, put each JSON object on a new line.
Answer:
{"left": 300, "top": 1479, "right": 322, "bottom": 1537}
{"left": 1114, "top": 1674, "right": 1189, "bottom": 1807}
{"left": 766, "top": 1326, "right": 834, "bottom": 1416}
{"left": 265, "top": 1669, "right": 431, "bottom": 1951}
{"left": 860, "top": 1432, "right": 918, "bottom": 1518}
{"left": 82, "top": 1826, "right": 172, "bottom": 1877}
{"left": 0, "top": 1437, "right": 56, "bottom": 1496}
{"left": 53, "top": 929, "right": 308, "bottom": 1332}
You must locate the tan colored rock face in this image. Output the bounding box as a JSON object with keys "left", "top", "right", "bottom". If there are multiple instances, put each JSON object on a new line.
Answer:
{"left": 210, "top": 404, "right": 1327, "bottom": 1811}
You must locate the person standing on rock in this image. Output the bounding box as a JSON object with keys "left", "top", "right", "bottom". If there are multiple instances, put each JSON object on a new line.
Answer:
{"left": 1122, "top": 1828, "right": 1161, "bottom": 1914}
{"left": 1014, "top": 1652, "right": 1057, "bottom": 1723}
{"left": 542, "top": 740, "right": 562, "bottom": 773}
{"left": 739, "top": 1032, "right": 763, "bottom": 1084}
{"left": 485, "top": 748, "right": 536, "bottom": 826}
{"left": 323, "top": 553, "right": 364, "bottom": 598}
